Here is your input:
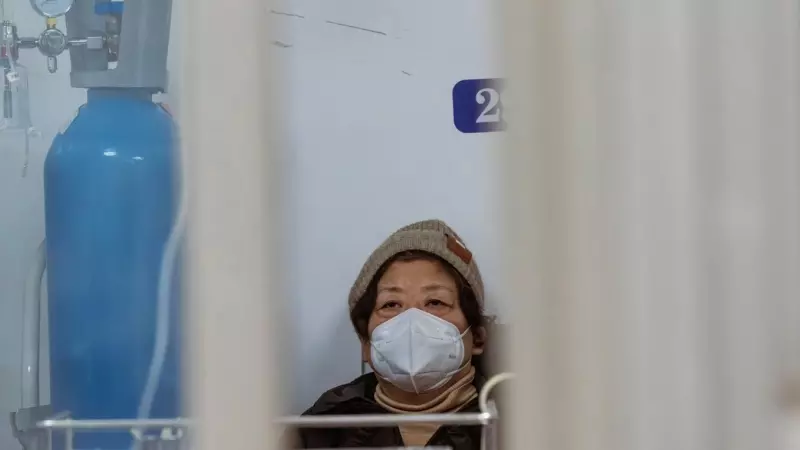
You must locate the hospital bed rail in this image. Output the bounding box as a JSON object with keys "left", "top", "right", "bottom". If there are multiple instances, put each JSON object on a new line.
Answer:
{"left": 36, "top": 402, "right": 501, "bottom": 450}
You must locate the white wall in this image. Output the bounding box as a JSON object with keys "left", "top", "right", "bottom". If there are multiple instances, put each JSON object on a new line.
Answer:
{"left": 269, "top": 0, "right": 504, "bottom": 414}
{"left": 0, "top": 0, "right": 503, "bottom": 446}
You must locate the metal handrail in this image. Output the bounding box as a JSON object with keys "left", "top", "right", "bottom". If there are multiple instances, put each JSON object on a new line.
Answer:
{"left": 38, "top": 418, "right": 190, "bottom": 430}
{"left": 279, "top": 412, "right": 492, "bottom": 428}
{"left": 38, "top": 411, "right": 493, "bottom": 430}
{"left": 36, "top": 409, "right": 499, "bottom": 450}
{"left": 33, "top": 374, "right": 511, "bottom": 450}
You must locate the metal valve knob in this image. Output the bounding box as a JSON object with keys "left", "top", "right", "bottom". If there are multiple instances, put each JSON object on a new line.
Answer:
{"left": 38, "top": 27, "right": 67, "bottom": 57}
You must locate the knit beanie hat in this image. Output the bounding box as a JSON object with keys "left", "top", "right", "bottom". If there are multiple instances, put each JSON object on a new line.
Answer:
{"left": 348, "top": 219, "right": 485, "bottom": 310}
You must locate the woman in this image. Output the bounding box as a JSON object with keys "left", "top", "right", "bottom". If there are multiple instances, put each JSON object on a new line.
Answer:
{"left": 292, "top": 219, "right": 496, "bottom": 449}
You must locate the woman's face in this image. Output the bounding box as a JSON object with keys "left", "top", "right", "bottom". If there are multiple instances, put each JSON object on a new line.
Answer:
{"left": 362, "top": 258, "right": 484, "bottom": 363}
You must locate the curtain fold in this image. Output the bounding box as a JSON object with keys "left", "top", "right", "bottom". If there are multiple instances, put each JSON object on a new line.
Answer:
{"left": 501, "top": 2, "right": 800, "bottom": 449}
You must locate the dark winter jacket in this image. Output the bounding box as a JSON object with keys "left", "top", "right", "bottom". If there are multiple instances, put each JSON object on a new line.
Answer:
{"left": 286, "top": 373, "right": 487, "bottom": 449}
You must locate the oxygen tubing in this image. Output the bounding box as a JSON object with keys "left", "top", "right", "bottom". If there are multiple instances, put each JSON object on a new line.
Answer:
{"left": 135, "top": 116, "right": 187, "bottom": 425}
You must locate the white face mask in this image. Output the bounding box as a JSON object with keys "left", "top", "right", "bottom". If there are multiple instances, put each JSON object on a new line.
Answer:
{"left": 370, "top": 308, "right": 470, "bottom": 394}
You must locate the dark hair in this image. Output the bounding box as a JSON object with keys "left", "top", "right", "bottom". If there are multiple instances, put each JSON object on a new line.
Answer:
{"left": 350, "top": 250, "right": 495, "bottom": 377}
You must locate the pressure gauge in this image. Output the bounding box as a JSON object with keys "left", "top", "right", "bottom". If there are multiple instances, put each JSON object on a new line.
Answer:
{"left": 30, "top": 0, "right": 74, "bottom": 18}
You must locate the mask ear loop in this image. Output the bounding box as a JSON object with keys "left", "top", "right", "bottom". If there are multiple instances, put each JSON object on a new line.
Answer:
{"left": 445, "top": 326, "right": 474, "bottom": 376}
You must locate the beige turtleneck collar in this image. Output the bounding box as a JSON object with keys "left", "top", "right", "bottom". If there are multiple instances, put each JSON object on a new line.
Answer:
{"left": 374, "top": 366, "right": 478, "bottom": 447}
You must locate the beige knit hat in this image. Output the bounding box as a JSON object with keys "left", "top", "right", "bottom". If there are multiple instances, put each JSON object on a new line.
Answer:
{"left": 348, "top": 219, "right": 485, "bottom": 310}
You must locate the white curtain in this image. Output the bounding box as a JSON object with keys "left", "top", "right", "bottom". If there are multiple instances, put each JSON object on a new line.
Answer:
{"left": 501, "top": 1, "right": 800, "bottom": 450}
{"left": 182, "top": 0, "right": 283, "bottom": 449}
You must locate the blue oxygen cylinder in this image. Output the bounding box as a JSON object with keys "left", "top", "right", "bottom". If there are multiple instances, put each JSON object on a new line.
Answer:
{"left": 44, "top": 88, "right": 181, "bottom": 450}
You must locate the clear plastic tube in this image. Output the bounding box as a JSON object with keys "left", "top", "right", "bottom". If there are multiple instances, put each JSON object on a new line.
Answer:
{"left": 135, "top": 126, "right": 186, "bottom": 425}
{"left": 20, "top": 240, "right": 46, "bottom": 409}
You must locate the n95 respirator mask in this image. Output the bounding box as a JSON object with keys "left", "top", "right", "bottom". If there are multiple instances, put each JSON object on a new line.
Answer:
{"left": 370, "top": 308, "right": 469, "bottom": 394}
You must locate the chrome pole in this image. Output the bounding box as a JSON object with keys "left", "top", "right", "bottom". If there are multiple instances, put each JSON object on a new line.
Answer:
{"left": 38, "top": 411, "right": 494, "bottom": 430}
{"left": 64, "top": 428, "right": 73, "bottom": 450}
{"left": 276, "top": 413, "right": 491, "bottom": 428}
{"left": 479, "top": 402, "right": 499, "bottom": 450}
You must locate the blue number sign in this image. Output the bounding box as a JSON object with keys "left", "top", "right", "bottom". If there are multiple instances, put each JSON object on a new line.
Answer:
{"left": 452, "top": 78, "right": 506, "bottom": 134}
